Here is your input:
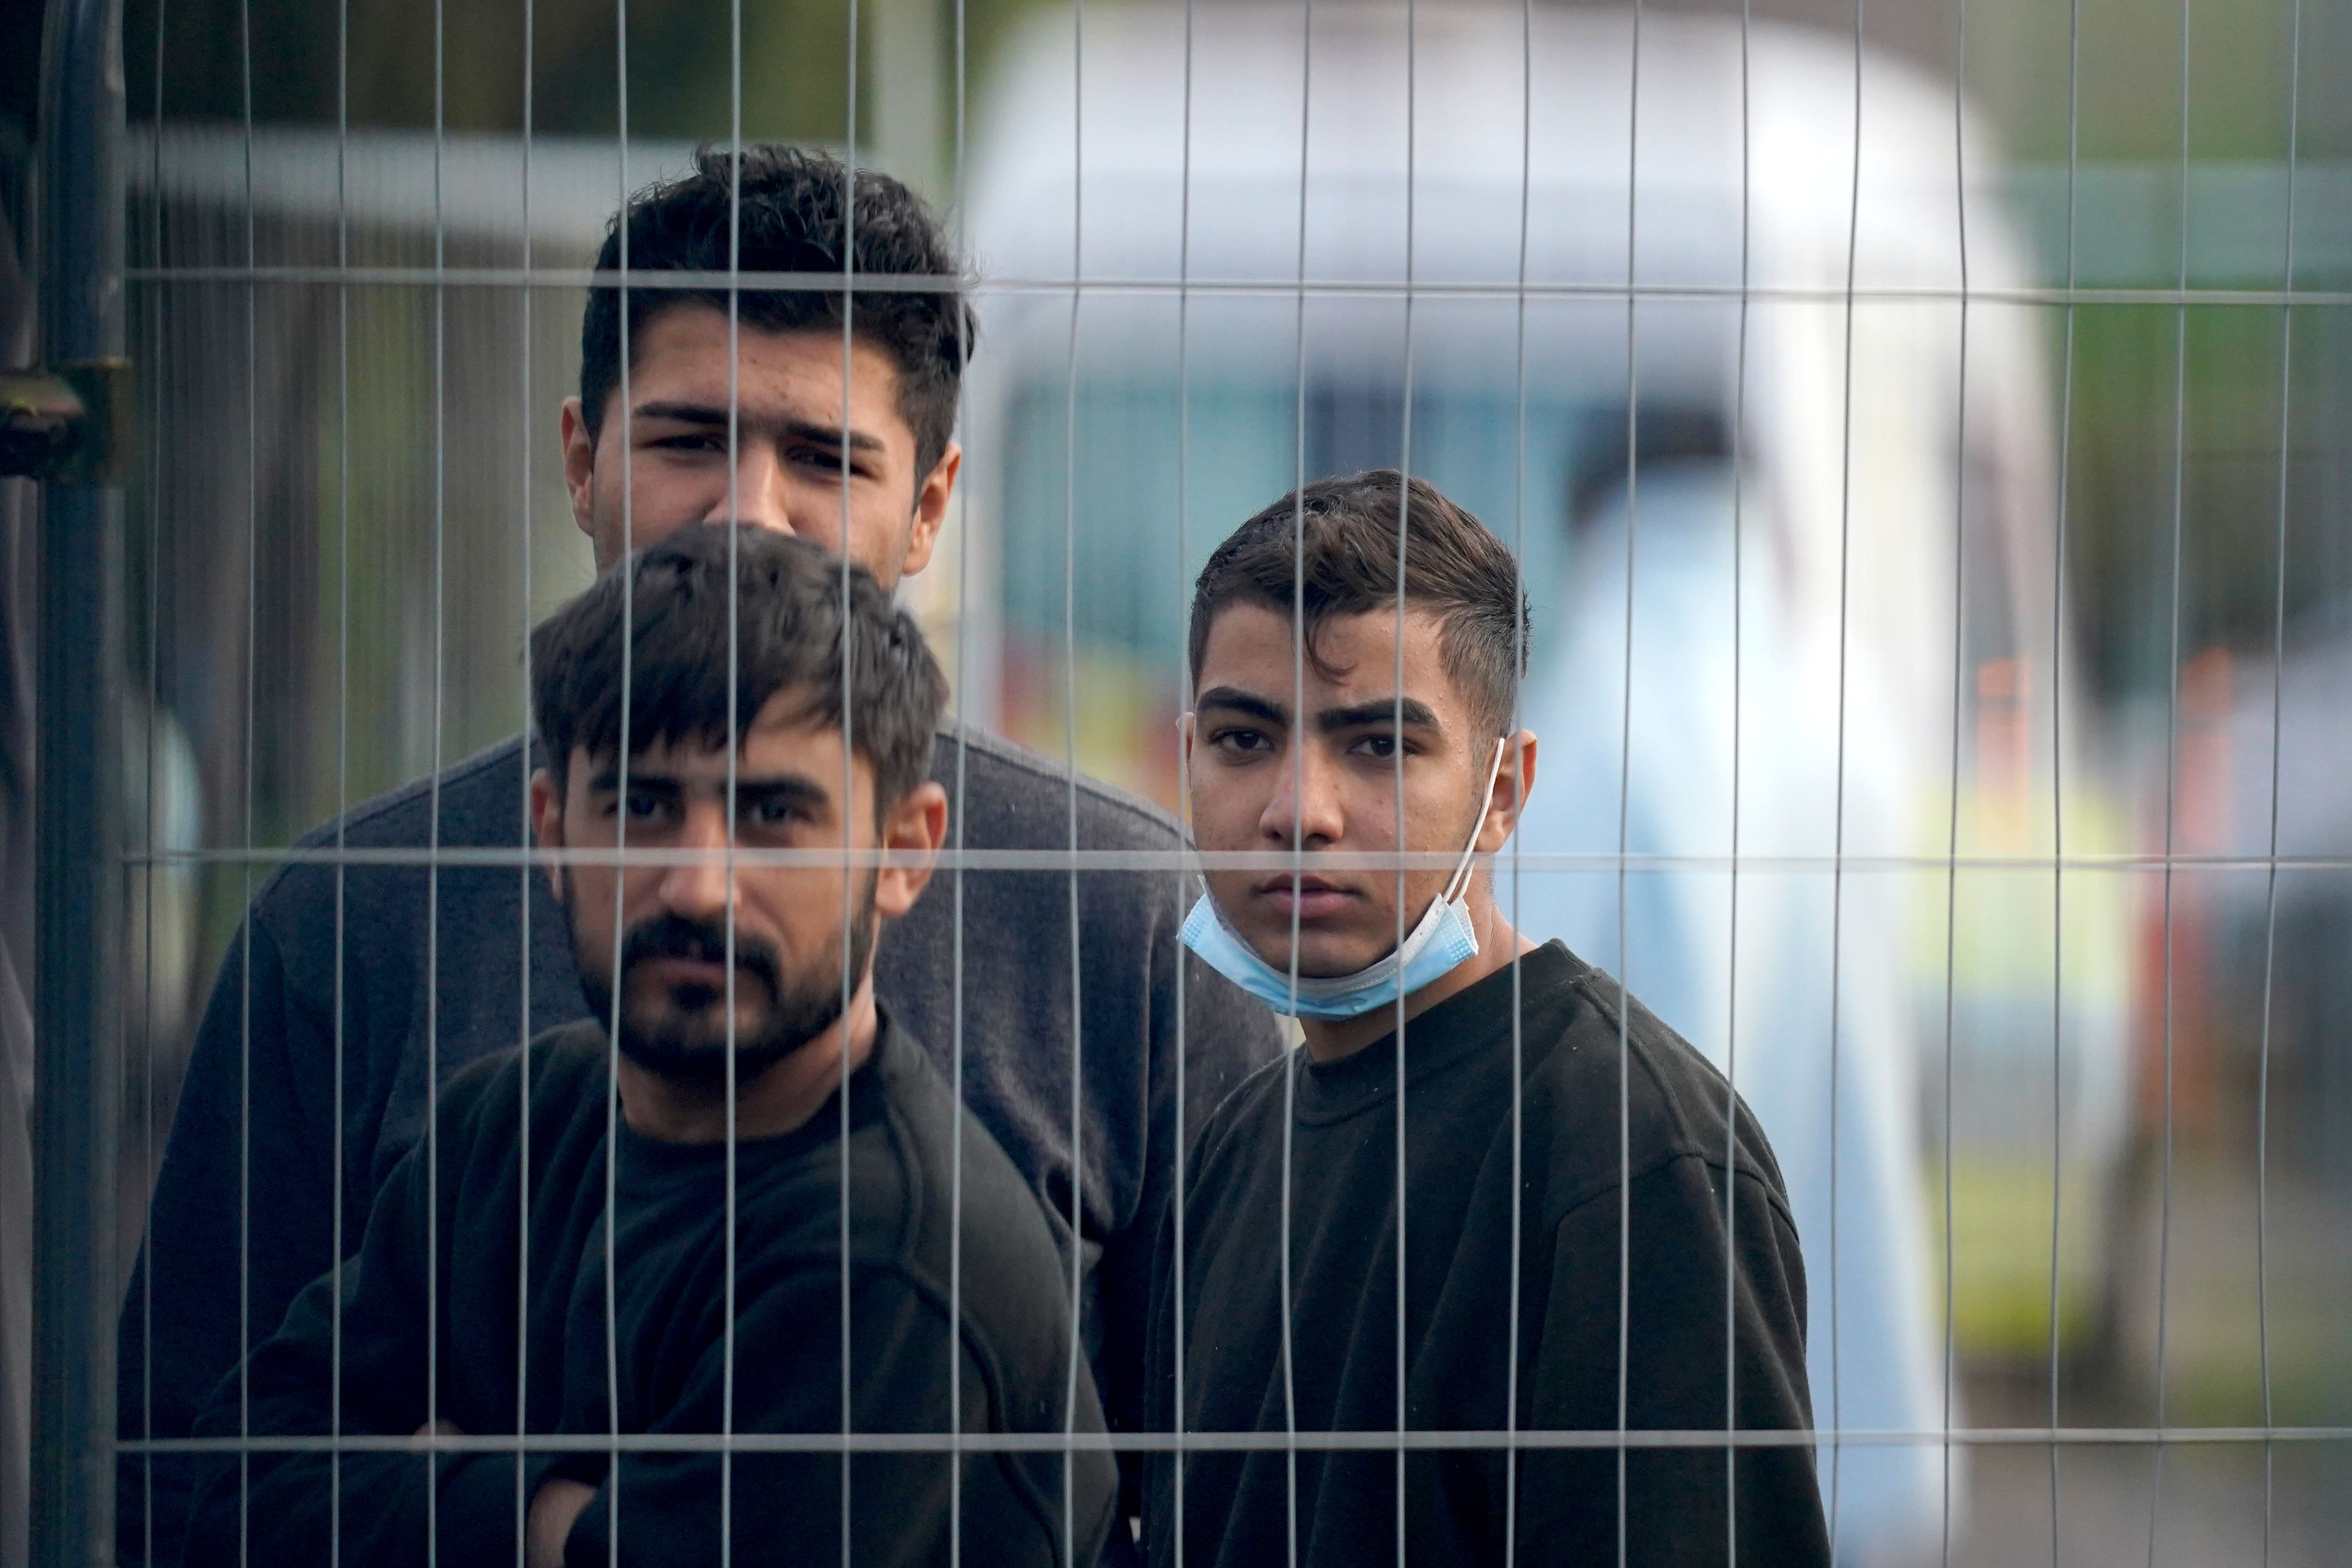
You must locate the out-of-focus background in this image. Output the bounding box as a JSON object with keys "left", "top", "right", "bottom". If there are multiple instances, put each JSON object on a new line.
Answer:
{"left": 5, "top": 0, "right": 2349, "bottom": 1560}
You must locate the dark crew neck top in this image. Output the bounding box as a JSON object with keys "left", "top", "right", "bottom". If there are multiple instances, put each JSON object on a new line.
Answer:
{"left": 1144, "top": 941, "right": 1830, "bottom": 1567}
{"left": 186, "top": 1013, "right": 1118, "bottom": 1568}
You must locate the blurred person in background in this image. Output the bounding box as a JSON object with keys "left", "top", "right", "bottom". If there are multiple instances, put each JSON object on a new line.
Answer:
{"left": 1144, "top": 472, "right": 1826, "bottom": 1567}
{"left": 186, "top": 526, "right": 1115, "bottom": 1568}
{"left": 124, "top": 144, "right": 1280, "bottom": 1565}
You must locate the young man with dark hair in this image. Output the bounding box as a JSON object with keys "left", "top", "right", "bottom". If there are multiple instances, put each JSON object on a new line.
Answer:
{"left": 185, "top": 525, "right": 1117, "bottom": 1568}
{"left": 1144, "top": 472, "right": 1829, "bottom": 1566}
{"left": 126, "top": 146, "right": 1279, "bottom": 1564}
{"left": 561, "top": 144, "right": 968, "bottom": 572}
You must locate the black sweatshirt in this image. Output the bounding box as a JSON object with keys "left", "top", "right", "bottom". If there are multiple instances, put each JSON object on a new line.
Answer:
{"left": 185, "top": 1013, "right": 1119, "bottom": 1568}
{"left": 1142, "top": 941, "right": 1829, "bottom": 1568}
{"left": 125, "top": 725, "right": 1282, "bottom": 1563}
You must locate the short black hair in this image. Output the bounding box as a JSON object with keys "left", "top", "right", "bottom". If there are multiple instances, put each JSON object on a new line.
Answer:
{"left": 532, "top": 523, "right": 947, "bottom": 813}
{"left": 1189, "top": 470, "right": 1530, "bottom": 739}
{"left": 578, "top": 144, "right": 974, "bottom": 481}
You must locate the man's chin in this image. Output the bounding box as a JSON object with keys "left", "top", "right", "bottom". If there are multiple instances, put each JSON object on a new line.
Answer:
{"left": 1239, "top": 930, "right": 1389, "bottom": 984}
{"left": 614, "top": 1023, "right": 803, "bottom": 1087}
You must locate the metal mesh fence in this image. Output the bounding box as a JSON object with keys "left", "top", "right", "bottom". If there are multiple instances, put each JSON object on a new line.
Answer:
{"left": 16, "top": 0, "right": 2352, "bottom": 1563}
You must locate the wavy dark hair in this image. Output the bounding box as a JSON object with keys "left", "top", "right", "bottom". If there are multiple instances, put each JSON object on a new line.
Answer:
{"left": 579, "top": 144, "right": 973, "bottom": 480}
{"left": 1189, "top": 470, "right": 1530, "bottom": 739}
{"left": 532, "top": 523, "right": 946, "bottom": 813}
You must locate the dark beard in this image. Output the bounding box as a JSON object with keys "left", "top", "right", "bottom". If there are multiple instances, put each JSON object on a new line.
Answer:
{"left": 571, "top": 878, "right": 878, "bottom": 1091}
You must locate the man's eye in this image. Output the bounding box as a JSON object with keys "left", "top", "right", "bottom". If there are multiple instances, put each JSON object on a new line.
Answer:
{"left": 623, "top": 789, "right": 667, "bottom": 819}
{"left": 1350, "top": 733, "right": 1401, "bottom": 760}
{"left": 743, "top": 798, "right": 802, "bottom": 827}
{"left": 792, "top": 447, "right": 850, "bottom": 476}
{"left": 649, "top": 431, "right": 725, "bottom": 453}
{"left": 1212, "top": 728, "right": 1272, "bottom": 755}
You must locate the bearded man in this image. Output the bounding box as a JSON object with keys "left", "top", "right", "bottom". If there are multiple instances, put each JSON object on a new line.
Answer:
{"left": 185, "top": 525, "right": 1115, "bottom": 1568}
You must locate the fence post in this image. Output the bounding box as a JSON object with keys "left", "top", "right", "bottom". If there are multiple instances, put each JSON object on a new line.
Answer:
{"left": 29, "top": 0, "right": 126, "bottom": 1562}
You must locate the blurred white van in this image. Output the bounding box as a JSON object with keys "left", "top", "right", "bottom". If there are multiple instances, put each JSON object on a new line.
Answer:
{"left": 953, "top": 6, "right": 2134, "bottom": 1560}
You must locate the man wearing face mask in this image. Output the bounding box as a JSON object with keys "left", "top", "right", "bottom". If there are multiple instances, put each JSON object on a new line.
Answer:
{"left": 1142, "top": 473, "right": 1829, "bottom": 1567}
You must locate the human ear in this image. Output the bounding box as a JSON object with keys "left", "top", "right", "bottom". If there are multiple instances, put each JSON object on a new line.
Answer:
{"left": 530, "top": 767, "right": 568, "bottom": 900}
{"left": 559, "top": 397, "right": 598, "bottom": 543}
{"left": 897, "top": 440, "right": 960, "bottom": 579}
{"left": 1477, "top": 730, "right": 1538, "bottom": 853}
{"left": 873, "top": 780, "right": 949, "bottom": 920}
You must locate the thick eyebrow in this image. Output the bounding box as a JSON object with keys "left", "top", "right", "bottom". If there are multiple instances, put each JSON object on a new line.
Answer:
{"left": 587, "top": 765, "right": 674, "bottom": 795}
{"left": 1316, "top": 697, "right": 1441, "bottom": 733}
{"left": 629, "top": 400, "right": 888, "bottom": 455}
{"left": 1195, "top": 687, "right": 1443, "bottom": 736}
{"left": 584, "top": 767, "right": 833, "bottom": 812}
{"left": 731, "top": 775, "right": 832, "bottom": 815}
{"left": 1194, "top": 687, "right": 1288, "bottom": 727}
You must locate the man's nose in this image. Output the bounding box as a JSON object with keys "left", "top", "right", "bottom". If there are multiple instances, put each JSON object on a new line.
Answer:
{"left": 656, "top": 801, "right": 735, "bottom": 919}
{"left": 1260, "top": 747, "right": 1343, "bottom": 848}
{"left": 711, "top": 442, "right": 798, "bottom": 538}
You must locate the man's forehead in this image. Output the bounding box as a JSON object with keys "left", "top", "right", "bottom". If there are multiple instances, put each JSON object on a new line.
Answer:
{"left": 1196, "top": 601, "right": 1455, "bottom": 697}
{"left": 578, "top": 691, "right": 852, "bottom": 778}
{"left": 632, "top": 304, "right": 902, "bottom": 402}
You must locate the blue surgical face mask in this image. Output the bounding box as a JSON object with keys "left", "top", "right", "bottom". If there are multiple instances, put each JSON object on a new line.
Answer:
{"left": 1180, "top": 739, "right": 1507, "bottom": 1021}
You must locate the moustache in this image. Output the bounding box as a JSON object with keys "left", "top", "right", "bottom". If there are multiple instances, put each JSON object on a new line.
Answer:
{"left": 620, "top": 912, "right": 785, "bottom": 999}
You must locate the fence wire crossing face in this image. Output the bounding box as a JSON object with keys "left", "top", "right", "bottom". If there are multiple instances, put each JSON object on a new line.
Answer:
{"left": 62, "top": 0, "right": 2352, "bottom": 1566}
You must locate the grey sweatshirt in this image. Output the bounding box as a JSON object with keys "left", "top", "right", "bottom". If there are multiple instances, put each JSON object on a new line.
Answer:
{"left": 121, "top": 723, "right": 1283, "bottom": 1565}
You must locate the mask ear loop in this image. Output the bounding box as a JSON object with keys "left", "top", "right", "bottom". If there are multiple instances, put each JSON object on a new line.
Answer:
{"left": 1438, "top": 736, "right": 1512, "bottom": 909}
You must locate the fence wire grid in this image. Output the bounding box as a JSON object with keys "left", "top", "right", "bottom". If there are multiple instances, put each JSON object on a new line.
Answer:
{"left": 35, "top": 0, "right": 2352, "bottom": 1565}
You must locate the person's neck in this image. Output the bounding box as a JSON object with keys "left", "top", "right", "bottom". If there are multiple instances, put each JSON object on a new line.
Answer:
{"left": 1297, "top": 893, "right": 1537, "bottom": 1065}
{"left": 616, "top": 982, "right": 882, "bottom": 1144}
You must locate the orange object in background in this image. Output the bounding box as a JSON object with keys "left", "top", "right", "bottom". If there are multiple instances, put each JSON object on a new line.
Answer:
{"left": 1975, "top": 657, "right": 2035, "bottom": 853}
{"left": 2132, "top": 647, "right": 2232, "bottom": 1148}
